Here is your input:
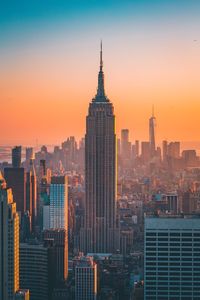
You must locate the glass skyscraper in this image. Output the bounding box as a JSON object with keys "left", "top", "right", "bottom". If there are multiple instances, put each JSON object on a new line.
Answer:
{"left": 50, "top": 176, "right": 68, "bottom": 230}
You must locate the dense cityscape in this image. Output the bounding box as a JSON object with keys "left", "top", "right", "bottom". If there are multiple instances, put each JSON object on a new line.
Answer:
{"left": 1, "top": 41, "right": 200, "bottom": 300}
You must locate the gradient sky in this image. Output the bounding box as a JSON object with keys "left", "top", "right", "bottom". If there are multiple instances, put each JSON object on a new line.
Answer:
{"left": 1, "top": 0, "right": 200, "bottom": 146}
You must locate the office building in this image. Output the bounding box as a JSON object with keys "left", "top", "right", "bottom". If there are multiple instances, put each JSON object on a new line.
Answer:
{"left": 80, "top": 43, "right": 119, "bottom": 253}
{"left": 135, "top": 140, "right": 139, "bottom": 157}
{"left": 162, "top": 140, "right": 168, "bottom": 162}
{"left": 12, "top": 146, "right": 22, "bottom": 168}
{"left": 165, "top": 193, "right": 179, "bottom": 214}
{"left": 4, "top": 167, "right": 26, "bottom": 216}
{"left": 50, "top": 176, "right": 68, "bottom": 230}
{"left": 26, "top": 158, "right": 37, "bottom": 230}
{"left": 141, "top": 141, "right": 150, "bottom": 163}
{"left": 75, "top": 256, "right": 97, "bottom": 300}
{"left": 121, "top": 129, "right": 131, "bottom": 160}
{"left": 20, "top": 240, "right": 55, "bottom": 300}
{"left": 149, "top": 109, "right": 156, "bottom": 158}
{"left": 144, "top": 215, "right": 200, "bottom": 300}
{"left": 168, "top": 141, "right": 180, "bottom": 159}
{"left": 43, "top": 229, "right": 68, "bottom": 282}
{"left": 25, "top": 148, "right": 33, "bottom": 166}
{"left": 0, "top": 172, "right": 19, "bottom": 300}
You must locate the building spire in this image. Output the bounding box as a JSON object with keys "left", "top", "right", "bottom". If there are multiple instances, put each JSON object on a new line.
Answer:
{"left": 100, "top": 40, "right": 103, "bottom": 71}
{"left": 94, "top": 40, "right": 109, "bottom": 102}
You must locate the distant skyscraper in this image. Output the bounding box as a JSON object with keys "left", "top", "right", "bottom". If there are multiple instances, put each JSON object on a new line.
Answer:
{"left": 144, "top": 215, "right": 200, "bottom": 300}
{"left": 4, "top": 167, "right": 26, "bottom": 217}
{"left": 168, "top": 141, "right": 180, "bottom": 159}
{"left": 121, "top": 129, "right": 131, "bottom": 161}
{"left": 12, "top": 146, "right": 22, "bottom": 168}
{"left": 0, "top": 172, "right": 19, "bottom": 300}
{"left": 43, "top": 229, "right": 68, "bottom": 282}
{"left": 135, "top": 140, "right": 139, "bottom": 157}
{"left": 80, "top": 42, "right": 119, "bottom": 253}
{"left": 26, "top": 158, "right": 37, "bottom": 230}
{"left": 162, "top": 140, "right": 168, "bottom": 162}
{"left": 75, "top": 256, "right": 97, "bottom": 300}
{"left": 141, "top": 141, "right": 150, "bottom": 163}
{"left": 149, "top": 108, "right": 156, "bottom": 158}
{"left": 25, "top": 147, "right": 33, "bottom": 164}
{"left": 50, "top": 176, "right": 68, "bottom": 230}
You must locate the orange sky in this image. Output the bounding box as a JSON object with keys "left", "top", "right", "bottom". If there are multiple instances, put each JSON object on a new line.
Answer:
{"left": 1, "top": 3, "right": 200, "bottom": 146}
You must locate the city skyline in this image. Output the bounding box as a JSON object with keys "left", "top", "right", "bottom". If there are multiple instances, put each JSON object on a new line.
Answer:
{"left": 1, "top": 1, "right": 200, "bottom": 145}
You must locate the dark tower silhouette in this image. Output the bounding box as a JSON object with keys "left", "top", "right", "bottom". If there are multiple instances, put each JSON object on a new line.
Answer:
{"left": 149, "top": 106, "right": 156, "bottom": 158}
{"left": 12, "top": 146, "right": 22, "bottom": 168}
{"left": 80, "top": 42, "right": 119, "bottom": 253}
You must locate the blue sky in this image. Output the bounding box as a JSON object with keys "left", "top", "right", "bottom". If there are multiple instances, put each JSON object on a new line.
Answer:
{"left": 1, "top": 1, "right": 200, "bottom": 44}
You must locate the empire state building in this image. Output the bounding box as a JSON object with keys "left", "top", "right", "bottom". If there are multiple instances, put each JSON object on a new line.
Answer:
{"left": 80, "top": 43, "right": 120, "bottom": 253}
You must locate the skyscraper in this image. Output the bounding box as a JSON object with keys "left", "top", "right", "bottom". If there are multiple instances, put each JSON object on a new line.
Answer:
{"left": 26, "top": 158, "right": 37, "bottom": 230}
{"left": 4, "top": 167, "right": 26, "bottom": 216}
{"left": 20, "top": 241, "right": 54, "bottom": 300}
{"left": 149, "top": 108, "right": 156, "bottom": 158}
{"left": 75, "top": 256, "right": 97, "bottom": 300}
{"left": 43, "top": 229, "right": 68, "bottom": 282}
{"left": 121, "top": 129, "right": 131, "bottom": 160}
{"left": 144, "top": 215, "right": 200, "bottom": 300}
{"left": 80, "top": 42, "right": 119, "bottom": 253}
{"left": 12, "top": 146, "right": 22, "bottom": 168}
{"left": 50, "top": 176, "right": 68, "bottom": 230}
{"left": 0, "top": 172, "right": 19, "bottom": 300}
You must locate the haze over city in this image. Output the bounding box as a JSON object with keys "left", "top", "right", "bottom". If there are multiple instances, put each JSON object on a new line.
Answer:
{"left": 1, "top": 0, "right": 200, "bottom": 145}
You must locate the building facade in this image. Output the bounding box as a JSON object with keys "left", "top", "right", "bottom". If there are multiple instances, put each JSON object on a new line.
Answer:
{"left": 4, "top": 167, "right": 26, "bottom": 217}
{"left": 50, "top": 176, "right": 68, "bottom": 230}
{"left": 43, "top": 229, "right": 68, "bottom": 282}
{"left": 75, "top": 256, "right": 97, "bottom": 300}
{"left": 20, "top": 241, "right": 54, "bottom": 300}
{"left": 144, "top": 216, "right": 200, "bottom": 300}
{"left": 0, "top": 173, "right": 19, "bottom": 300}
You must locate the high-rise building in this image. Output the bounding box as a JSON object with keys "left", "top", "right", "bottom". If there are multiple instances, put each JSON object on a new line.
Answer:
{"left": 80, "top": 42, "right": 119, "bottom": 253}
{"left": 162, "top": 140, "right": 168, "bottom": 162}
{"left": 0, "top": 172, "right": 19, "bottom": 300}
{"left": 75, "top": 256, "right": 97, "bottom": 300}
{"left": 121, "top": 129, "right": 131, "bottom": 160}
{"left": 20, "top": 240, "right": 55, "bottom": 300}
{"left": 149, "top": 108, "right": 156, "bottom": 158}
{"left": 141, "top": 141, "right": 150, "bottom": 163}
{"left": 43, "top": 229, "right": 68, "bottom": 282}
{"left": 165, "top": 193, "right": 179, "bottom": 214}
{"left": 12, "top": 146, "right": 22, "bottom": 168}
{"left": 167, "top": 141, "right": 180, "bottom": 159}
{"left": 182, "top": 191, "right": 198, "bottom": 214}
{"left": 135, "top": 140, "right": 139, "bottom": 157}
{"left": 4, "top": 167, "right": 26, "bottom": 216}
{"left": 25, "top": 147, "right": 33, "bottom": 164}
{"left": 15, "top": 290, "right": 30, "bottom": 300}
{"left": 26, "top": 158, "right": 37, "bottom": 230}
{"left": 182, "top": 150, "right": 197, "bottom": 167}
{"left": 50, "top": 176, "right": 68, "bottom": 230}
{"left": 144, "top": 215, "right": 200, "bottom": 300}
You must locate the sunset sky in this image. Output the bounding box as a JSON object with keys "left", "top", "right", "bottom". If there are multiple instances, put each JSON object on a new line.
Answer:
{"left": 1, "top": 0, "right": 200, "bottom": 146}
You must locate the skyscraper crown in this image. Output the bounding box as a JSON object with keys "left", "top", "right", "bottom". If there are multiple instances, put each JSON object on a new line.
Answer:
{"left": 93, "top": 41, "right": 109, "bottom": 103}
